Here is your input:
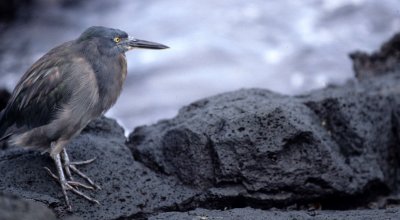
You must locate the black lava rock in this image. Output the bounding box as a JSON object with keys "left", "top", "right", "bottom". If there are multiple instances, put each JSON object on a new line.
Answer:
{"left": 150, "top": 207, "right": 400, "bottom": 220}
{"left": 0, "top": 117, "right": 198, "bottom": 219}
{"left": 128, "top": 73, "right": 400, "bottom": 210}
{"left": 350, "top": 33, "right": 400, "bottom": 79}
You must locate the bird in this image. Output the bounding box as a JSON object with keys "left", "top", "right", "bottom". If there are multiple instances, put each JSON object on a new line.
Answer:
{"left": 0, "top": 26, "right": 168, "bottom": 211}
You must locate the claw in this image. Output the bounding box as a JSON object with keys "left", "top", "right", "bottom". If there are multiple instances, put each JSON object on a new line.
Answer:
{"left": 70, "top": 157, "right": 97, "bottom": 165}
{"left": 69, "top": 165, "right": 101, "bottom": 190}
{"left": 68, "top": 181, "right": 95, "bottom": 190}
{"left": 61, "top": 149, "right": 100, "bottom": 190}
{"left": 44, "top": 166, "right": 59, "bottom": 180}
{"left": 69, "top": 187, "right": 100, "bottom": 205}
{"left": 44, "top": 168, "right": 95, "bottom": 190}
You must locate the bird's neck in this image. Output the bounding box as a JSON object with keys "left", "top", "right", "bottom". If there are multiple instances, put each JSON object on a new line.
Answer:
{"left": 80, "top": 43, "right": 127, "bottom": 112}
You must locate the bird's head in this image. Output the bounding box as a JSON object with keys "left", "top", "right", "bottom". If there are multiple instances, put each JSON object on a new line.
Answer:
{"left": 77, "top": 26, "right": 168, "bottom": 54}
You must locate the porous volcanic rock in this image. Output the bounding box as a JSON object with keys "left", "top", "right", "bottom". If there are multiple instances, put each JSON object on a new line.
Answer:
{"left": 0, "top": 117, "right": 198, "bottom": 220}
{"left": 150, "top": 207, "right": 400, "bottom": 220}
{"left": 126, "top": 32, "right": 400, "bottom": 219}
{"left": 350, "top": 33, "right": 400, "bottom": 79}
{"left": 128, "top": 74, "right": 400, "bottom": 210}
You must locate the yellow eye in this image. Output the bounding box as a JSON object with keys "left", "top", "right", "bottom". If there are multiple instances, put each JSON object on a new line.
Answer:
{"left": 113, "top": 37, "right": 121, "bottom": 43}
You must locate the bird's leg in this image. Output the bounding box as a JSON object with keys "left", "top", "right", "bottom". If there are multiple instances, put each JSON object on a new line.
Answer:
{"left": 45, "top": 143, "right": 100, "bottom": 211}
{"left": 53, "top": 151, "right": 72, "bottom": 211}
{"left": 61, "top": 149, "right": 101, "bottom": 190}
{"left": 61, "top": 149, "right": 74, "bottom": 181}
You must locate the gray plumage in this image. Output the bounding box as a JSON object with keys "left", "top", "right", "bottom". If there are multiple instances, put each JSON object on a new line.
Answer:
{"left": 0, "top": 26, "right": 168, "bottom": 211}
{"left": 0, "top": 26, "right": 167, "bottom": 156}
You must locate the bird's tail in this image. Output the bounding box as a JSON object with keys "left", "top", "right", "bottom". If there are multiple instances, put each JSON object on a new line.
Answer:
{"left": 0, "top": 133, "right": 11, "bottom": 142}
{"left": 0, "top": 110, "right": 12, "bottom": 144}
{"left": 0, "top": 110, "right": 4, "bottom": 137}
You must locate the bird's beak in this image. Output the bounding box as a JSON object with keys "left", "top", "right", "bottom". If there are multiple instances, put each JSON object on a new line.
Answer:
{"left": 122, "top": 36, "right": 169, "bottom": 51}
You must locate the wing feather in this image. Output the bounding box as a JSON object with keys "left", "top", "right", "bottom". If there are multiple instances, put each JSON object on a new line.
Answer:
{"left": 1, "top": 42, "right": 75, "bottom": 136}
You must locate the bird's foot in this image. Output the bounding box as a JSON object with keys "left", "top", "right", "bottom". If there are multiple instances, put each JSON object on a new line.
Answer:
{"left": 44, "top": 167, "right": 95, "bottom": 190}
{"left": 44, "top": 167, "right": 99, "bottom": 211}
{"left": 61, "top": 149, "right": 101, "bottom": 190}
{"left": 45, "top": 147, "right": 101, "bottom": 211}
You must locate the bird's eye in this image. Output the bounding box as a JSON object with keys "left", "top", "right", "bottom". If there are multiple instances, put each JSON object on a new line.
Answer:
{"left": 113, "top": 37, "right": 121, "bottom": 43}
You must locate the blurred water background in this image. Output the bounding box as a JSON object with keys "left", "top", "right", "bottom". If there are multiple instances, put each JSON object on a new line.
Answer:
{"left": 0, "top": 0, "right": 399, "bottom": 133}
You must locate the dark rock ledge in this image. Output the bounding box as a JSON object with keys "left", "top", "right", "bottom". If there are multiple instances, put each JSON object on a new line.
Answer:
{"left": 1, "top": 34, "right": 400, "bottom": 219}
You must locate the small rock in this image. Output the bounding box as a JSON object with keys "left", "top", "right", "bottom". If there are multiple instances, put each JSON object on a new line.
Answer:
{"left": 350, "top": 33, "right": 400, "bottom": 79}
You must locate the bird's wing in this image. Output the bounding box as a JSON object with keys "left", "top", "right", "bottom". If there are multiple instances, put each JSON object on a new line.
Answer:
{"left": 1, "top": 53, "right": 73, "bottom": 136}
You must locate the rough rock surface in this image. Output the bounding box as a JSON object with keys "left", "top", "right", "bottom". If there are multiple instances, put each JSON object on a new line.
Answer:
{"left": 350, "top": 33, "right": 400, "bottom": 80}
{"left": 0, "top": 117, "right": 198, "bottom": 220}
{"left": 150, "top": 207, "right": 400, "bottom": 220}
{"left": 127, "top": 33, "right": 400, "bottom": 218}
{"left": 128, "top": 73, "right": 400, "bottom": 210}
